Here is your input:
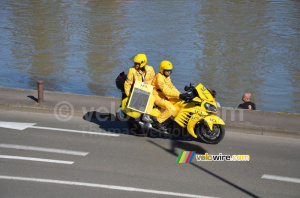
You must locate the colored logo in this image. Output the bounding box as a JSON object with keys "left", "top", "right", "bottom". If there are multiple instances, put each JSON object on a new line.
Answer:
{"left": 176, "top": 151, "right": 195, "bottom": 163}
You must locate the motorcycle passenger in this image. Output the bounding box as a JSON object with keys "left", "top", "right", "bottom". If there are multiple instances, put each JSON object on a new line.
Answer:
{"left": 124, "top": 54, "right": 156, "bottom": 123}
{"left": 151, "top": 60, "right": 189, "bottom": 131}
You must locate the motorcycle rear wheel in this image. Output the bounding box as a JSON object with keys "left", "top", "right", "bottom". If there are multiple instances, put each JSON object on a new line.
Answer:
{"left": 196, "top": 124, "right": 225, "bottom": 144}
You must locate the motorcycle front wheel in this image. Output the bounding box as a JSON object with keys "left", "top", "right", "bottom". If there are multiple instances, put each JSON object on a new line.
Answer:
{"left": 196, "top": 124, "right": 225, "bottom": 144}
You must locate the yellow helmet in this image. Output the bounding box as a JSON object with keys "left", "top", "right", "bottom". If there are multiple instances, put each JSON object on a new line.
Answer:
{"left": 133, "top": 54, "right": 147, "bottom": 68}
{"left": 159, "top": 60, "right": 173, "bottom": 74}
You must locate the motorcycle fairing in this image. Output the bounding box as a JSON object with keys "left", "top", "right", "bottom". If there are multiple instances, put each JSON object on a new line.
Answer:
{"left": 122, "top": 97, "right": 141, "bottom": 118}
{"left": 187, "top": 113, "right": 202, "bottom": 138}
{"left": 203, "top": 115, "right": 225, "bottom": 131}
{"left": 187, "top": 114, "right": 225, "bottom": 138}
{"left": 195, "top": 84, "right": 215, "bottom": 103}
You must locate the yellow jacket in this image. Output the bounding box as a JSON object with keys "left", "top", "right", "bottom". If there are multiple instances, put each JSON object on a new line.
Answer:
{"left": 124, "top": 65, "right": 155, "bottom": 96}
{"left": 152, "top": 73, "right": 180, "bottom": 99}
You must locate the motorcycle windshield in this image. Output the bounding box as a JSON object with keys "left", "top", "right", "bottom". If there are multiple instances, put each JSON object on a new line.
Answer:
{"left": 195, "top": 84, "right": 215, "bottom": 103}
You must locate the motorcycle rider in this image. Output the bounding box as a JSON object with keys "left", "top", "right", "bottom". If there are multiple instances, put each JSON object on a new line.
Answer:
{"left": 124, "top": 54, "right": 156, "bottom": 123}
{"left": 151, "top": 60, "right": 189, "bottom": 131}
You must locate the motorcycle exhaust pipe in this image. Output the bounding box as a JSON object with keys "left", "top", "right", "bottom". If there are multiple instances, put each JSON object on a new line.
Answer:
{"left": 138, "top": 121, "right": 153, "bottom": 129}
{"left": 138, "top": 122, "right": 165, "bottom": 133}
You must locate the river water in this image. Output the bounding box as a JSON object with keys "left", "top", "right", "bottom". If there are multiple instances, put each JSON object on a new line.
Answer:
{"left": 0, "top": 0, "right": 299, "bottom": 113}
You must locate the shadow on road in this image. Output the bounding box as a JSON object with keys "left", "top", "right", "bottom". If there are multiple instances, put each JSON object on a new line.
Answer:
{"left": 82, "top": 111, "right": 132, "bottom": 135}
{"left": 148, "top": 140, "right": 260, "bottom": 198}
{"left": 150, "top": 139, "right": 207, "bottom": 155}
{"left": 27, "top": 95, "right": 38, "bottom": 103}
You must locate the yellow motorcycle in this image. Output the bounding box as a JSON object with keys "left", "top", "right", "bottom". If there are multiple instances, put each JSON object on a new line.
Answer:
{"left": 116, "top": 72, "right": 225, "bottom": 144}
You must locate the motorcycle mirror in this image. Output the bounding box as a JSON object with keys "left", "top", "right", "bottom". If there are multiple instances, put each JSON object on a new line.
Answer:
{"left": 184, "top": 86, "right": 189, "bottom": 91}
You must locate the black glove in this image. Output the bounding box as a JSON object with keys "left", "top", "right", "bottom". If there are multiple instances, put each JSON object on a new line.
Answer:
{"left": 179, "top": 93, "right": 189, "bottom": 100}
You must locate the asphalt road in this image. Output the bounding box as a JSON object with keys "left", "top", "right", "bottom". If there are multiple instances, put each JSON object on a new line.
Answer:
{"left": 0, "top": 110, "right": 299, "bottom": 198}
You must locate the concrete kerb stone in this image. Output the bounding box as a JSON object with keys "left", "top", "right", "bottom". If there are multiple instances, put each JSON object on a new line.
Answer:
{"left": 0, "top": 86, "right": 299, "bottom": 138}
{"left": 0, "top": 103, "right": 83, "bottom": 116}
{"left": 217, "top": 107, "right": 300, "bottom": 138}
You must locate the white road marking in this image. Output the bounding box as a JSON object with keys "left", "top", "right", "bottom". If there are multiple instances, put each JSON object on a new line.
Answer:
{"left": 0, "top": 121, "right": 36, "bottom": 130}
{"left": 0, "top": 121, "right": 119, "bottom": 137}
{"left": 0, "top": 144, "right": 89, "bottom": 156}
{"left": 0, "top": 175, "right": 216, "bottom": 198}
{"left": 30, "top": 126, "right": 120, "bottom": 136}
{"left": 0, "top": 155, "right": 73, "bottom": 164}
{"left": 262, "top": 174, "right": 300, "bottom": 184}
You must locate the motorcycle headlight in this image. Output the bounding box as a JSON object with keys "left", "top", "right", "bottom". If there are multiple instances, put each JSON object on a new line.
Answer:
{"left": 204, "top": 103, "right": 217, "bottom": 111}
